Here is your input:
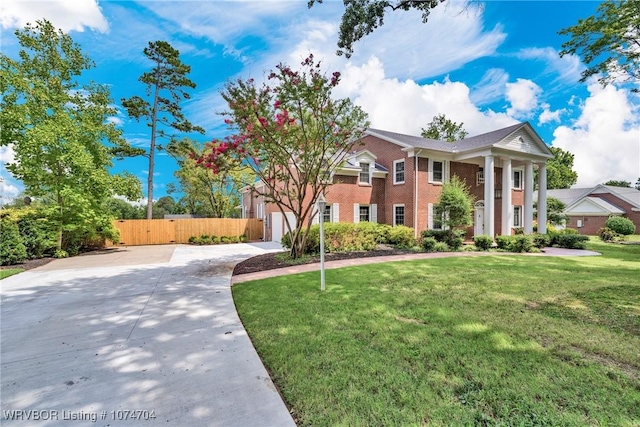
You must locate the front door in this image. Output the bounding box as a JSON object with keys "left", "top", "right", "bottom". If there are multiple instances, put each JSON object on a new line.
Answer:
{"left": 474, "top": 201, "right": 485, "bottom": 236}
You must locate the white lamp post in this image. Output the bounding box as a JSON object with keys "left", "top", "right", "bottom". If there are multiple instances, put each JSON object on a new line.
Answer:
{"left": 317, "top": 193, "right": 326, "bottom": 292}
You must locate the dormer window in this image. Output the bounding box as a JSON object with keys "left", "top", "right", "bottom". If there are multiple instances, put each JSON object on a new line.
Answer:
{"left": 359, "top": 162, "right": 371, "bottom": 184}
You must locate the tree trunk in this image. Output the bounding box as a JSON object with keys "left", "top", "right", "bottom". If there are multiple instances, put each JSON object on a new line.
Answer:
{"left": 147, "top": 69, "right": 161, "bottom": 219}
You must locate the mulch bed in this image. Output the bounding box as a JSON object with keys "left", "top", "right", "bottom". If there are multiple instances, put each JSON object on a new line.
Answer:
{"left": 232, "top": 247, "right": 414, "bottom": 276}
{"left": 1, "top": 257, "right": 54, "bottom": 271}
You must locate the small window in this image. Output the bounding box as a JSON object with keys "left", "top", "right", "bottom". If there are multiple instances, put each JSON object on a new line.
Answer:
{"left": 433, "top": 161, "right": 444, "bottom": 183}
{"left": 513, "top": 206, "right": 522, "bottom": 227}
{"left": 394, "top": 205, "right": 405, "bottom": 226}
{"left": 323, "top": 205, "right": 332, "bottom": 223}
{"left": 394, "top": 160, "right": 405, "bottom": 184}
{"left": 359, "top": 162, "right": 371, "bottom": 184}
{"left": 513, "top": 170, "right": 523, "bottom": 190}
{"left": 433, "top": 205, "right": 444, "bottom": 230}
{"left": 476, "top": 168, "right": 484, "bottom": 186}
{"left": 359, "top": 205, "right": 370, "bottom": 222}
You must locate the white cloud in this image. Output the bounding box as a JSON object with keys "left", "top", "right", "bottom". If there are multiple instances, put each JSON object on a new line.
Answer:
{"left": 0, "top": 144, "right": 22, "bottom": 205}
{"left": 505, "top": 78, "right": 541, "bottom": 118}
{"left": 0, "top": 0, "right": 108, "bottom": 33}
{"left": 551, "top": 82, "right": 640, "bottom": 187}
{"left": 335, "top": 56, "right": 517, "bottom": 137}
{"left": 516, "top": 47, "right": 584, "bottom": 84}
{"left": 471, "top": 68, "right": 510, "bottom": 105}
{"left": 538, "top": 104, "right": 565, "bottom": 125}
{"left": 0, "top": 144, "right": 16, "bottom": 164}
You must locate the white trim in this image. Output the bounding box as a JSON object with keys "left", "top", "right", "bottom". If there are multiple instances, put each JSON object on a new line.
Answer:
{"left": 358, "top": 162, "right": 371, "bottom": 185}
{"left": 393, "top": 159, "right": 405, "bottom": 184}
{"left": 513, "top": 205, "right": 523, "bottom": 228}
{"left": 393, "top": 204, "right": 405, "bottom": 226}
{"left": 332, "top": 203, "right": 340, "bottom": 222}
{"left": 428, "top": 159, "right": 447, "bottom": 184}
{"left": 371, "top": 204, "right": 378, "bottom": 223}
{"left": 512, "top": 168, "right": 524, "bottom": 190}
{"left": 353, "top": 203, "right": 360, "bottom": 223}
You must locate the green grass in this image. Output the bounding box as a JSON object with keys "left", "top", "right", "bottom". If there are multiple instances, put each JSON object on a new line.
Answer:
{"left": 0, "top": 268, "right": 24, "bottom": 280}
{"left": 234, "top": 241, "right": 640, "bottom": 426}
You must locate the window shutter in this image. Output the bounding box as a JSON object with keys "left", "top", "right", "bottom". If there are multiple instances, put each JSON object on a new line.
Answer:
{"left": 371, "top": 204, "right": 378, "bottom": 223}
{"left": 333, "top": 203, "right": 340, "bottom": 223}
{"left": 444, "top": 160, "right": 450, "bottom": 183}
{"left": 428, "top": 160, "right": 433, "bottom": 183}
{"left": 353, "top": 203, "right": 360, "bottom": 223}
{"left": 428, "top": 203, "right": 433, "bottom": 229}
{"left": 312, "top": 208, "right": 319, "bottom": 225}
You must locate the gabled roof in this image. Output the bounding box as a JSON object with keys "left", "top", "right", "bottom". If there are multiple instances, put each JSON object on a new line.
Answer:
{"left": 544, "top": 184, "right": 640, "bottom": 212}
{"left": 566, "top": 197, "right": 625, "bottom": 215}
{"left": 366, "top": 122, "right": 552, "bottom": 158}
{"left": 594, "top": 185, "right": 640, "bottom": 209}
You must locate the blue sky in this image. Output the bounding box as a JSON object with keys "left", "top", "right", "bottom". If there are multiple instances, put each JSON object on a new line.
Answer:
{"left": 1, "top": 0, "right": 639, "bottom": 205}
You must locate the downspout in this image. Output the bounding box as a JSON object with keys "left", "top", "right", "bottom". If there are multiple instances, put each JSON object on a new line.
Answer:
{"left": 414, "top": 149, "right": 423, "bottom": 238}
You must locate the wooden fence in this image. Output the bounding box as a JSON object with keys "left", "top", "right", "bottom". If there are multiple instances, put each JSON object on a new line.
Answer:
{"left": 109, "top": 218, "right": 264, "bottom": 246}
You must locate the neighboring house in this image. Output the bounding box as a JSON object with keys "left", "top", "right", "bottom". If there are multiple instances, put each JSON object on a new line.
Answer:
{"left": 539, "top": 185, "right": 640, "bottom": 235}
{"left": 242, "top": 121, "right": 554, "bottom": 242}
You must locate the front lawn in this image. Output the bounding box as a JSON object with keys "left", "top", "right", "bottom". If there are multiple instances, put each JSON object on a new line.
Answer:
{"left": 233, "top": 241, "right": 640, "bottom": 426}
{"left": 0, "top": 268, "right": 24, "bottom": 280}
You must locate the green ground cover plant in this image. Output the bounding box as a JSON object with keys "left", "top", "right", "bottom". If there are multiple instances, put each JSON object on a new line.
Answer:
{"left": 234, "top": 240, "right": 640, "bottom": 426}
{"left": 0, "top": 268, "right": 24, "bottom": 280}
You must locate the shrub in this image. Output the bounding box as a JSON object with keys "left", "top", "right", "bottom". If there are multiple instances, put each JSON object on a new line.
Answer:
{"left": 473, "top": 235, "right": 493, "bottom": 251}
{"left": 282, "top": 223, "right": 381, "bottom": 255}
{"left": 53, "top": 249, "right": 69, "bottom": 259}
{"left": 421, "top": 229, "right": 465, "bottom": 250}
{"left": 386, "top": 225, "right": 416, "bottom": 248}
{"left": 597, "top": 227, "right": 618, "bottom": 242}
{"left": 495, "top": 235, "right": 513, "bottom": 250}
{"left": 532, "top": 233, "right": 551, "bottom": 249}
{"left": 0, "top": 220, "right": 28, "bottom": 265}
{"left": 606, "top": 216, "right": 636, "bottom": 236}
{"left": 514, "top": 227, "right": 525, "bottom": 235}
{"left": 555, "top": 234, "right": 589, "bottom": 249}
{"left": 434, "top": 242, "right": 450, "bottom": 252}
{"left": 421, "top": 237, "right": 437, "bottom": 252}
{"left": 562, "top": 228, "right": 578, "bottom": 235}
{"left": 510, "top": 235, "right": 534, "bottom": 253}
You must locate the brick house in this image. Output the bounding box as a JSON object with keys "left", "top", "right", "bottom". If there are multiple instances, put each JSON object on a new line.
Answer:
{"left": 539, "top": 185, "right": 640, "bottom": 235}
{"left": 242, "top": 121, "right": 554, "bottom": 242}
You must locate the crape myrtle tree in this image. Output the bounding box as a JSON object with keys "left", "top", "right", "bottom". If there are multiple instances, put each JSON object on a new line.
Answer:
{"left": 198, "top": 54, "right": 369, "bottom": 258}
{"left": 0, "top": 20, "right": 142, "bottom": 253}
{"left": 438, "top": 175, "right": 474, "bottom": 230}
{"left": 560, "top": 0, "right": 640, "bottom": 91}
{"left": 534, "top": 146, "right": 578, "bottom": 190}
{"left": 122, "top": 41, "right": 204, "bottom": 219}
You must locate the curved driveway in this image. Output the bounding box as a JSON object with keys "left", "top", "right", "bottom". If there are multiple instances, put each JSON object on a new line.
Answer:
{"left": 1, "top": 243, "right": 294, "bottom": 427}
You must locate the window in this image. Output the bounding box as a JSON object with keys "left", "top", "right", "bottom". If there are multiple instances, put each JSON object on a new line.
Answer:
{"left": 359, "top": 205, "right": 370, "bottom": 222}
{"left": 476, "top": 167, "right": 484, "bottom": 186}
{"left": 393, "top": 160, "right": 405, "bottom": 184}
{"left": 433, "top": 205, "right": 444, "bottom": 230}
{"left": 322, "top": 205, "right": 332, "bottom": 223}
{"left": 513, "top": 170, "right": 523, "bottom": 190}
{"left": 359, "top": 162, "right": 371, "bottom": 184}
{"left": 393, "top": 205, "right": 405, "bottom": 226}
{"left": 433, "top": 161, "right": 444, "bottom": 182}
{"left": 513, "top": 206, "right": 522, "bottom": 227}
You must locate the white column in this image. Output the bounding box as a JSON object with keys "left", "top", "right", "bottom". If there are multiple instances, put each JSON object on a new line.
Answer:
{"left": 484, "top": 155, "right": 495, "bottom": 238}
{"left": 537, "top": 163, "right": 547, "bottom": 234}
{"left": 501, "top": 158, "right": 512, "bottom": 235}
{"left": 524, "top": 161, "right": 534, "bottom": 234}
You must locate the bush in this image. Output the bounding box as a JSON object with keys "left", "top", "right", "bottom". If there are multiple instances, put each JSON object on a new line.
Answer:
{"left": 421, "top": 229, "right": 465, "bottom": 250}
{"left": 421, "top": 237, "right": 437, "bottom": 252}
{"left": 495, "top": 235, "right": 514, "bottom": 250}
{"left": 282, "top": 223, "right": 382, "bottom": 255}
{"left": 514, "top": 227, "right": 525, "bottom": 235}
{"left": 434, "top": 242, "right": 450, "bottom": 252}
{"left": 386, "top": 225, "right": 416, "bottom": 248}
{"left": 555, "top": 234, "right": 589, "bottom": 249}
{"left": 473, "top": 235, "right": 493, "bottom": 251}
{"left": 0, "top": 220, "right": 28, "bottom": 265}
{"left": 532, "top": 233, "right": 551, "bottom": 249}
{"left": 510, "top": 235, "right": 534, "bottom": 253}
{"left": 597, "top": 227, "right": 618, "bottom": 242}
{"left": 54, "top": 249, "right": 69, "bottom": 259}
{"left": 606, "top": 216, "right": 636, "bottom": 236}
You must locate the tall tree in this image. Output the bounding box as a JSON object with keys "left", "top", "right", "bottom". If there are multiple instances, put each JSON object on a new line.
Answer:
{"left": 198, "top": 54, "right": 369, "bottom": 258}
{"left": 308, "top": 0, "right": 477, "bottom": 58}
{"left": 0, "top": 20, "right": 142, "bottom": 252}
{"left": 167, "top": 138, "right": 252, "bottom": 218}
{"left": 559, "top": 0, "right": 640, "bottom": 91}
{"left": 421, "top": 113, "right": 468, "bottom": 141}
{"left": 604, "top": 180, "right": 632, "bottom": 188}
{"left": 122, "top": 41, "right": 204, "bottom": 219}
{"left": 535, "top": 146, "right": 578, "bottom": 190}
{"left": 438, "top": 175, "right": 474, "bottom": 230}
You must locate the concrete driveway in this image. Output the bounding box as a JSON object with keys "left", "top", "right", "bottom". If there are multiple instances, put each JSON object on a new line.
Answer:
{"left": 1, "top": 243, "right": 294, "bottom": 427}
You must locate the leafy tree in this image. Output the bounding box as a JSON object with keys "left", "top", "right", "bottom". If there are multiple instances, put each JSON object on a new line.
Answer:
{"left": 421, "top": 113, "right": 468, "bottom": 141}
{"left": 535, "top": 146, "right": 578, "bottom": 190}
{"left": 167, "top": 138, "right": 252, "bottom": 218}
{"left": 105, "top": 197, "right": 145, "bottom": 220}
{"left": 604, "top": 180, "right": 632, "bottom": 188}
{"left": 438, "top": 175, "right": 474, "bottom": 230}
{"left": 199, "top": 54, "right": 369, "bottom": 258}
{"left": 152, "top": 196, "right": 183, "bottom": 219}
{"left": 122, "top": 41, "right": 204, "bottom": 219}
{"left": 534, "top": 197, "right": 568, "bottom": 227}
{"left": 559, "top": 0, "right": 640, "bottom": 91}
{"left": 308, "top": 0, "right": 474, "bottom": 58}
{"left": 1, "top": 20, "right": 142, "bottom": 252}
